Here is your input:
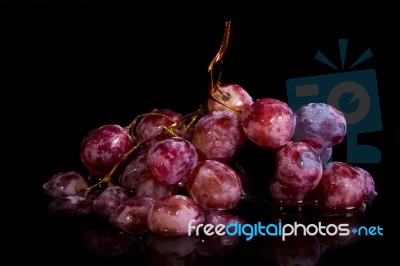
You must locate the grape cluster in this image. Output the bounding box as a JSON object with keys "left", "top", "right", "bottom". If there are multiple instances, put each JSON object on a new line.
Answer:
{"left": 42, "top": 22, "right": 377, "bottom": 257}
{"left": 43, "top": 81, "right": 376, "bottom": 234}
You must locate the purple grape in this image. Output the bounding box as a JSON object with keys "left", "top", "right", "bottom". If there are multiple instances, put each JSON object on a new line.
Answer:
{"left": 146, "top": 137, "right": 198, "bottom": 185}
{"left": 43, "top": 171, "right": 88, "bottom": 199}
{"left": 93, "top": 185, "right": 129, "bottom": 217}
{"left": 208, "top": 83, "right": 253, "bottom": 117}
{"left": 241, "top": 98, "right": 295, "bottom": 149}
{"left": 109, "top": 196, "right": 155, "bottom": 234}
{"left": 48, "top": 196, "right": 93, "bottom": 216}
{"left": 293, "top": 103, "right": 346, "bottom": 149}
{"left": 192, "top": 111, "right": 246, "bottom": 162}
{"left": 275, "top": 141, "right": 322, "bottom": 194}
{"left": 147, "top": 195, "right": 205, "bottom": 236}
{"left": 80, "top": 124, "right": 134, "bottom": 177}
{"left": 186, "top": 160, "right": 243, "bottom": 210}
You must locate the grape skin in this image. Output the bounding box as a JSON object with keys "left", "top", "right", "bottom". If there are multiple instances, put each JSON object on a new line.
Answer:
{"left": 275, "top": 141, "right": 322, "bottom": 194}
{"left": 207, "top": 84, "right": 253, "bottom": 117}
{"left": 119, "top": 148, "right": 172, "bottom": 200}
{"left": 146, "top": 137, "right": 198, "bottom": 185}
{"left": 268, "top": 178, "right": 306, "bottom": 206}
{"left": 186, "top": 160, "right": 242, "bottom": 210}
{"left": 192, "top": 111, "right": 246, "bottom": 162}
{"left": 109, "top": 196, "right": 155, "bottom": 234}
{"left": 135, "top": 108, "right": 186, "bottom": 141}
{"left": 80, "top": 124, "right": 134, "bottom": 177}
{"left": 316, "top": 162, "right": 367, "bottom": 211}
{"left": 241, "top": 98, "right": 295, "bottom": 149}
{"left": 147, "top": 195, "right": 205, "bottom": 236}
{"left": 293, "top": 103, "right": 346, "bottom": 149}
{"left": 93, "top": 185, "right": 129, "bottom": 217}
{"left": 354, "top": 166, "right": 377, "bottom": 199}
{"left": 43, "top": 171, "right": 88, "bottom": 199}
{"left": 314, "top": 146, "right": 332, "bottom": 163}
{"left": 119, "top": 148, "right": 149, "bottom": 190}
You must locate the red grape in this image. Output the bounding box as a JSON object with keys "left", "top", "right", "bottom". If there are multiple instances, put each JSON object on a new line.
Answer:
{"left": 146, "top": 137, "right": 198, "bottom": 185}
{"left": 192, "top": 111, "right": 246, "bottom": 162}
{"left": 208, "top": 83, "right": 253, "bottom": 117}
{"left": 93, "top": 185, "right": 129, "bottom": 217}
{"left": 241, "top": 98, "right": 295, "bottom": 149}
{"left": 80, "top": 124, "right": 134, "bottom": 177}
{"left": 43, "top": 171, "right": 88, "bottom": 199}
{"left": 275, "top": 141, "right": 322, "bottom": 194}
{"left": 268, "top": 178, "right": 306, "bottom": 206}
{"left": 109, "top": 196, "right": 155, "bottom": 234}
{"left": 119, "top": 148, "right": 172, "bottom": 200}
{"left": 354, "top": 166, "right": 377, "bottom": 199}
{"left": 315, "top": 162, "right": 367, "bottom": 211}
{"left": 186, "top": 160, "right": 242, "bottom": 210}
{"left": 147, "top": 195, "right": 205, "bottom": 236}
{"left": 135, "top": 108, "right": 186, "bottom": 141}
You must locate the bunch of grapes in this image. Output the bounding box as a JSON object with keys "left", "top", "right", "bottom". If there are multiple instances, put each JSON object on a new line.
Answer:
{"left": 42, "top": 21, "right": 377, "bottom": 243}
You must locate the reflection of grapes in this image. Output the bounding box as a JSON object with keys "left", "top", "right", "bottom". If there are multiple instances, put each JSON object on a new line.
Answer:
{"left": 196, "top": 211, "right": 242, "bottom": 257}
{"left": 80, "top": 216, "right": 133, "bottom": 257}
{"left": 42, "top": 21, "right": 378, "bottom": 264}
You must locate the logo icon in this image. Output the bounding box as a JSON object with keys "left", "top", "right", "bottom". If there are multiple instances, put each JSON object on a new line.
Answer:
{"left": 286, "top": 39, "right": 382, "bottom": 163}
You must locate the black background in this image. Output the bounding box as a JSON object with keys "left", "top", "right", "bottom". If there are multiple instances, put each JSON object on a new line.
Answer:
{"left": 3, "top": 0, "right": 399, "bottom": 264}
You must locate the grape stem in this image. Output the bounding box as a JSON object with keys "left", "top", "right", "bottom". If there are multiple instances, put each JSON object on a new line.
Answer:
{"left": 207, "top": 21, "right": 242, "bottom": 114}
{"left": 79, "top": 21, "right": 238, "bottom": 198}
